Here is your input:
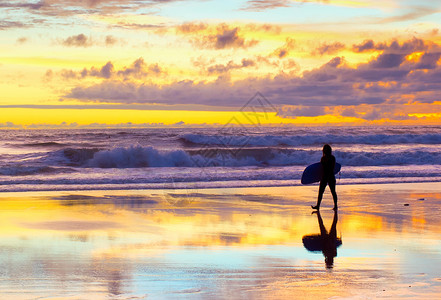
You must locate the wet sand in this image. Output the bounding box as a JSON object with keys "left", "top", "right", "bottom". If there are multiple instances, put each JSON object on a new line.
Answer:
{"left": 1, "top": 183, "right": 441, "bottom": 299}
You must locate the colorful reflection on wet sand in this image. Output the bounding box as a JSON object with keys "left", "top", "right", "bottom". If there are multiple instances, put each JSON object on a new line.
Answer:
{"left": 1, "top": 183, "right": 441, "bottom": 299}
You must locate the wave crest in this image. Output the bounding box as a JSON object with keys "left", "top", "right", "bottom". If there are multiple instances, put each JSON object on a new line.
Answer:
{"left": 53, "top": 146, "right": 441, "bottom": 168}
{"left": 181, "top": 133, "right": 441, "bottom": 147}
{"left": 86, "top": 146, "right": 194, "bottom": 168}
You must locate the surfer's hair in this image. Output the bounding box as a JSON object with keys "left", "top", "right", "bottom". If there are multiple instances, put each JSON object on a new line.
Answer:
{"left": 323, "top": 144, "right": 332, "bottom": 156}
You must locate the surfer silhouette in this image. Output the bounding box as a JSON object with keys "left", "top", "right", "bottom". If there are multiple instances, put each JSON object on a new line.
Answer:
{"left": 312, "top": 144, "right": 338, "bottom": 210}
{"left": 302, "top": 210, "right": 341, "bottom": 269}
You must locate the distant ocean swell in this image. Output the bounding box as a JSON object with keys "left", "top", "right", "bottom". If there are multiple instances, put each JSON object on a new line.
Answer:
{"left": 181, "top": 133, "right": 441, "bottom": 146}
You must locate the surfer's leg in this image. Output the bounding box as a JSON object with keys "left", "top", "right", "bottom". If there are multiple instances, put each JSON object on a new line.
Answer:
{"left": 329, "top": 178, "right": 338, "bottom": 210}
{"left": 313, "top": 180, "right": 327, "bottom": 209}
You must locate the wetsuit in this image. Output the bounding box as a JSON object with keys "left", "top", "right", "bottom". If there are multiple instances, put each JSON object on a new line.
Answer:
{"left": 317, "top": 154, "right": 338, "bottom": 207}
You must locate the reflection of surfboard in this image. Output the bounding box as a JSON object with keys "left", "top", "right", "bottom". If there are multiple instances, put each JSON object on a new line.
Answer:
{"left": 301, "top": 162, "right": 341, "bottom": 185}
{"left": 302, "top": 234, "right": 342, "bottom": 252}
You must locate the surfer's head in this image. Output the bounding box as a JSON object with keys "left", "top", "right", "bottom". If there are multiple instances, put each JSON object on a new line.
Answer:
{"left": 323, "top": 144, "right": 332, "bottom": 156}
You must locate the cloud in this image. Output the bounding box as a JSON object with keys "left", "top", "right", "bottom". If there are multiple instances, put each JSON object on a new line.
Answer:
{"left": 176, "top": 22, "right": 208, "bottom": 34}
{"left": 0, "top": 0, "right": 188, "bottom": 17}
{"left": 117, "top": 58, "right": 163, "bottom": 79}
{"left": 112, "top": 22, "right": 166, "bottom": 31}
{"left": 353, "top": 37, "right": 427, "bottom": 53}
{"left": 105, "top": 35, "right": 117, "bottom": 46}
{"left": 56, "top": 58, "right": 165, "bottom": 81}
{"left": 65, "top": 77, "right": 252, "bottom": 105}
{"left": 76, "top": 61, "right": 115, "bottom": 79}
{"left": 43, "top": 69, "right": 54, "bottom": 83}
{"left": 244, "top": 23, "right": 282, "bottom": 34}
{"left": 0, "top": 20, "right": 28, "bottom": 30}
{"left": 339, "top": 106, "right": 358, "bottom": 117}
{"left": 429, "top": 28, "right": 439, "bottom": 37}
{"left": 338, "top": 105, "right": 419, "bottom": 121}
{"left": 99, "top": 61, "right": 115, "bottom": 78}
{"left": 206, "top": 59, "right": 256, "bottom": 74}
{"left": 376, "top": 6, "right": 438, "bottom": 24}
{"left": 16, "top": 37, "right": 28, "bottom": 44}
{"left": 177, "top": 22, "right": 281, "bottom": 37}
{"left": 176, "top": 22, "right": 280, "bottom": 51}
{"left": 60, "top": 69, "right": 80, "bottom": 80}
{"left": 63, "top": 71, "right": 359, "bottom": 107}
{"left": 282, "top": 58, "right": 299, "bottom": 71}
{"left": 61, "top": 33, "right": 93, "bottom": 47}
{"left": 0, "top": 122, "right": 22, "bottom": 128}
{"left": 61, "top": 38, "right": 441, "bottom": 121}
{"left": 272, "top": 38, "right": 295, "bottom": 58}
{"left": 59, "top": 33, "right": 122, "bottom": 47}
{"left": 181, "top": 23, "right": 259, "bottom": 50}
{"left": 0, "top": 1, "right": 45, "bottom": 10}
{"left": 415, "top": 52, "right": 441, "bottom": 69}
{"left": 370, "top": 53, "right": 406, "bottom": 68}
{"left": 242, "top": 0, "right": 335, "bottom": 11}
{"left": 242, "top": 0, "right": 291, "bottom": 11}
{"left": 277, "top": 105, "right": 326, "bottom": 117}
{"left": 208, "top": 25, "right": 258, "bottom": 49}
{"left": 352, "top": 39, "right": 378, "bottom": 52}
{"left": 313, "top": 42, "right": 345, "bottom": 56}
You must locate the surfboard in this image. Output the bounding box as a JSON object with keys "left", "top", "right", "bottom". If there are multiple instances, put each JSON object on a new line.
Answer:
{"left": 301, "top": 162, "right": 341, "bottom": 185}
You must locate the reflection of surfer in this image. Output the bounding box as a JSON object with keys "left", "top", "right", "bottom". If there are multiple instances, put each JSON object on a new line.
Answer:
{"left": 318, "top": 210, "right": 338, "bottom": 268}
{"left": 302, "top": 210, "right": 341, "bottom": 269}
{"left": 312, "top": 144, "right": 338, "bottom": 210}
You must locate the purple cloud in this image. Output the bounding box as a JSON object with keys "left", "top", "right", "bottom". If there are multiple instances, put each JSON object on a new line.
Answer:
{"left": 0, "top": 0, "right": 189, "bottom": 17}
{"left": 0, "top": 20, "right": 28, "bottom": 30}
{"left": 277, "top": 105, "right": 326, "bottom": 117}
{"left": 176, "top": 22, "right": 208, "bottom": 34}
{"left": 180, "top": 23, "right": 259, "bottom": 50}
{"left": 353, "top": 37, "right": 427, "bottom": 53}
{"left": 272, "top": 38, "right": 295, "bottom": 58}
{"left": 313, "top": 42, "right": 345, "bottom": 56}
{"left": 61, "top": 34, "right": 92, "bottom": 47}
{"left": 241, "top": 0, "right": 291, "bottom": 11}
{"left": 56, "top": 58, "right": 165, "bottom": 81}
{"left": 206, "top": 59, "right": 256, "bottom": 74}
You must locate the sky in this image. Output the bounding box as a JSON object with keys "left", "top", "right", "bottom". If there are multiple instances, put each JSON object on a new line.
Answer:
{"left": 0, "top": 0, "right": 441, "bottom": 127}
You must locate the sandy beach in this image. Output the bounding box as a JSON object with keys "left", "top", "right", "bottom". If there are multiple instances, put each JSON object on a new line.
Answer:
{"left": 0, "top": 182, "right": 440, "bottom": 299}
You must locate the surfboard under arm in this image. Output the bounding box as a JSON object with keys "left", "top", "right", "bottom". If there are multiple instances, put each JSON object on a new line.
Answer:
{"left": 301, "top": 162, "right": 341, "bottom": 185}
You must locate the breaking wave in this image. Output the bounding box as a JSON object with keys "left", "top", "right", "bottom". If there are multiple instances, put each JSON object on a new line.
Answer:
{"left": 44, "top": 145, "right": 441, "bottom": 168}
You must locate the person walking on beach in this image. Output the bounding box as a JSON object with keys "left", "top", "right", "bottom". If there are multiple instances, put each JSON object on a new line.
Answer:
{"left": 312, "top": 144, "right": 338, "bottom": 210}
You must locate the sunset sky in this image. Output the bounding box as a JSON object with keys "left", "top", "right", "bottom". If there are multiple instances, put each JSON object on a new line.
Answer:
{"left": 1, "top": 0, "right": 441, "bottom": 127}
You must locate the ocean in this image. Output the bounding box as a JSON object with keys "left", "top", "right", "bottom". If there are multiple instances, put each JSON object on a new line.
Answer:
{"left": 1, "top": 125, "right": 441, "bottom": 192}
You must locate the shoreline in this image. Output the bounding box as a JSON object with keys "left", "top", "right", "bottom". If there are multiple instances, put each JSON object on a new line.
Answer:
{"left": 2, "top": 179, "right": 441, "bottom": 194}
